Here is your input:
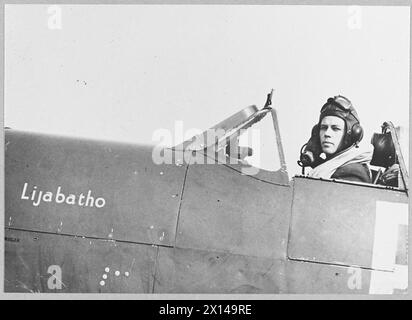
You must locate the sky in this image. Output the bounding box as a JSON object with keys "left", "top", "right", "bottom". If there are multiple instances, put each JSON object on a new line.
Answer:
{"left": 5, "top": 5, "right": 410, "bottom": 178}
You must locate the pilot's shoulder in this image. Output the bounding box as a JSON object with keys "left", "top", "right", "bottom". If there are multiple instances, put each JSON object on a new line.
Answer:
{"left": 332, "top": 163, "right": 371, "bottom": 183}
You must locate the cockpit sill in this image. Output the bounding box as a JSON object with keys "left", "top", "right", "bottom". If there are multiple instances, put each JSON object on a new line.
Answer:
{"left": 157, "top": 145, "right": 290, "bottom": 186}
{"left": 294, "top": 174, "right": 407, "bottom": 193}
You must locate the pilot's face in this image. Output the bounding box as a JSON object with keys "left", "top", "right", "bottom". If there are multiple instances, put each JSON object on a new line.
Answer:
{"left": 319, "top": 116, "right": 345, "bottom": 155}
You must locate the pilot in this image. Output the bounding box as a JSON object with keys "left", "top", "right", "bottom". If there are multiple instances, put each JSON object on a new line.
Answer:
{"left": 299, "top": 95, "right": 373, "bottom": 183}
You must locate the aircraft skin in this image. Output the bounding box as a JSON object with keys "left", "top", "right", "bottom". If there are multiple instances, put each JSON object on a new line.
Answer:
{"left": 4, "top": 118, "right": 408, "bottom": 293}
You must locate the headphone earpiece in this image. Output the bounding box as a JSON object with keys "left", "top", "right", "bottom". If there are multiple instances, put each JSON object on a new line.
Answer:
{"left": 311, "top": 124, "right": 319, "bottom": 138}
{"left": 349, "top": 123, "right": 363, "bottom": 144}
{"left": 298, "top": 124, "right": 323, "bottom": 168}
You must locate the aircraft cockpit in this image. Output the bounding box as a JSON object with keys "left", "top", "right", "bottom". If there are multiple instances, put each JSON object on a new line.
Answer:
{"left": 172, "top": 91, "right": 408, "bottom": 194}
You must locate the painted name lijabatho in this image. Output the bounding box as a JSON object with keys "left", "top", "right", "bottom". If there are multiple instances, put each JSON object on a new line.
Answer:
{"left": 21, "top": 182, "right": 106, "bottom": 208}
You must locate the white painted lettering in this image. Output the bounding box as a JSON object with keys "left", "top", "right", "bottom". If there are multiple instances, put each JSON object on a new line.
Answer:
{"left": 95, "top": 197, "right": 106, "bottom": 208}
{"left": 21, "top": 182, "right": 30, "bottom": 200}
{"left": 78, "top": 193, "right": 85, "bottom": 206}
{"left": 43, "top": 192, "right": 53, "bottom": 202}
{"left": 56, "top": 186, "right": 65, "bottom": 204}
{"left": 31, "top": 186, "right": 37, "bottom": 201}
{"left": 85, "top": 190, "right": 94, "bottom": 207}
{"left": 66, "top": 194, "right": 76, "bottom": 205}
{"left": 20, "top": 182, "right": 106, "bottom": 209}
{"left": 33, "top": 190, "right": 43, "bottom": 207}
